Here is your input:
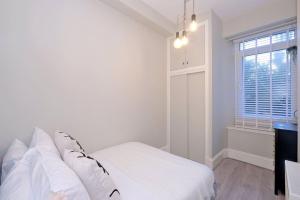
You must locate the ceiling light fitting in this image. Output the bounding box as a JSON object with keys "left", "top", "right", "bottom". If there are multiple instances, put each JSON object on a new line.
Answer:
{"left": 173, "top": 0, "right": 198, "bottom": 49}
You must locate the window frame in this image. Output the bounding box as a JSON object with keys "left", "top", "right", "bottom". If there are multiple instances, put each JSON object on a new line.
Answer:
{"left": 234, "top": 24, "right": 297, "bottom": 130}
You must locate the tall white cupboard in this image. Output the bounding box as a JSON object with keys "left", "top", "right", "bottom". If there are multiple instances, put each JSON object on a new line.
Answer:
{"left": 167, "top": 11, "right": 234, "bottom": 166}
{"left": 168, "top": 20, "right": 209, "bottom": 164}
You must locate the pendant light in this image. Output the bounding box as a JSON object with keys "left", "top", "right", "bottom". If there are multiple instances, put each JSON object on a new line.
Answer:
{"left": 173, "top": 16, "right": 183, "bottom": 49}
{"left": 181, "top": 0, "right": 189, "bottom": 46}
{"left": 174, "top": 31, "right": 182, "bottom": 49}
{"left": 173, "top": 0, "right": 193, "bottom": 49}
{"left": 189, "top": 0, "right": 198, "bottom": 32}
{"left": 189, "top": 14, "right": 198, "bottom": 32}
{"left": 181, "top": 30, "right": 189, "bottom": 46}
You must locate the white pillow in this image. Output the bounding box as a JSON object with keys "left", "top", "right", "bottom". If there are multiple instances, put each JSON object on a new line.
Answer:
{"left": 0, "top": 149, "right": 39, "bottom": 200}
{"left": 0, "top": 147, "right": 91, "bottom": 200}
{"left": 32, "top": 147, "right": 91, "bottom": 200}
{"left": 30, "top": 127, "right": 60, "bottom": 157}
{"left": 63, "top": 150, "right": 121, "bottom": 200}
{"left": 1, "top": 139, "right": 28, "bottom": 182}
{"left": 54, "top": 131, "right": 85, "bottom": 157}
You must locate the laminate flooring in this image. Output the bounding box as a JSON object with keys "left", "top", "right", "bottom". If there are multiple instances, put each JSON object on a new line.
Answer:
{"left": 214, "top": 159, "right": 284, "bottom": 200}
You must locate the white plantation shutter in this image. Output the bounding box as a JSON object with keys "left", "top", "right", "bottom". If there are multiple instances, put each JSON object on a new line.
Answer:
{"left": 235, "top": 25, "right": 297, "bottom": 130}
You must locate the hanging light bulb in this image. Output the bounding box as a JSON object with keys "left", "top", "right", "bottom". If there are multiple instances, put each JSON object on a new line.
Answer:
{"left": 181, "top": 30, "right": 189, "bottom": 46}
{"left": 173, "top": 32, "right": 182, "bottom": 49}
{"left": 181, "top": 0, "right": 188, "bottom": 46}
{"left": 189, "top": 0, "right": 198, "bottom": 32}
{"left": 189, "top": 14, "right": 198, "bottom": 32}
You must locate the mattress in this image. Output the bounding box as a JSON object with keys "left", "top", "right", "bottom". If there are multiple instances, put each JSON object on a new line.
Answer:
{"left": 91, "top": 142, "right": 214, "bottom": 200}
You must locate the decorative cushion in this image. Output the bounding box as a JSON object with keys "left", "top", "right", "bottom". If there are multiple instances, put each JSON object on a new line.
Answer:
{"left": 63, "top": 149, "right": 121, "bottom": 200}
{"left": 54, "top": 130, "right": 85, "bottom": 157}
{"left": 1, "top": 139, "right": 28, "bottom": 183}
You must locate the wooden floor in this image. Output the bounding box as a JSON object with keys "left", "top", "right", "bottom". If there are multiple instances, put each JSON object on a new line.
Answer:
{"left": 214, "top": 159, "right": 284, "bottom": 200}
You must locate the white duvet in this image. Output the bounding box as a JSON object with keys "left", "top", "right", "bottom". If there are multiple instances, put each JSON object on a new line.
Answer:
{"left": 91, "top": 142, "right": 215, "bottom": 200}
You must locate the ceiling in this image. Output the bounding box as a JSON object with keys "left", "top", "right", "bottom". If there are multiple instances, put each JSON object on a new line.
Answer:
{"left": 140, "top": 0, "right": 279, "bottom": 23}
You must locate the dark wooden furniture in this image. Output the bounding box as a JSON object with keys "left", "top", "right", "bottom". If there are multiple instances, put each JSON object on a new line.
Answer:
{"left": 273, "top": 122, "right": 298, "bottom": 195}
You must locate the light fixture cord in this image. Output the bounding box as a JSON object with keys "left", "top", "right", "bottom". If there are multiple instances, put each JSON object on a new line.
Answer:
{"left": 177, "top": 15, "right": 179, "bottom": 31}
{"left": 183, "top": 0, "right": 187, "bottom": 30}
{"left": 193, "top": 0, "right": 195, "bottom": 14}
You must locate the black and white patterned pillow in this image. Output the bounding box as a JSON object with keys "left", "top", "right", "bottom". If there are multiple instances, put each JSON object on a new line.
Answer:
{"left": 54, "top": 131, "right": 85, "bottom": 157}
{"left": 63, "top": 150, "right": 121, "bottom": 200}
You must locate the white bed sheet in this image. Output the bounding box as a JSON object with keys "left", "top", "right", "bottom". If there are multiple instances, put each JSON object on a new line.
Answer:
{"left": 91, "top": 142, "right": 214, "bottom": 200}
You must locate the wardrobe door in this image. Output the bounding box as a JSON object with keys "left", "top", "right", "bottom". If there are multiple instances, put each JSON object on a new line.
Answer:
{"left": 170, "top": 75, "right": 188, "bottom": 158}
{"left": 187, "top": 72, "right": 206, "bottom": 163}
{"left": 170, "top": 38, "right": 187, "bottom": 71}
{"left": 185, "top": 24, "right": 206, "bottom": 67}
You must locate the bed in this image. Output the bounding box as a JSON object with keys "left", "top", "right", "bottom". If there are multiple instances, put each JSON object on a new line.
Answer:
{"left": 91, "top": 142, "right": 215, "bottom": 200}
{"left": 0, "top": 129, "right": 215, "bottom": 200}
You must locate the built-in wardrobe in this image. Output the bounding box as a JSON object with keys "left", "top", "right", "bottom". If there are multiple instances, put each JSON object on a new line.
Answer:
{"left": 168, "top": 18, "right": 209, "bottom": 164}
{"left": 167, "top": 12, "right": 234, "bottom": 167}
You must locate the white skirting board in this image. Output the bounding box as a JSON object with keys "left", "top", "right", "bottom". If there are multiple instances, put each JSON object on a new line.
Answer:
{"left": 210, "top": 148, "right": 274, "bottom": 171}
{"left": 160, "top": 145, "right": 274, "bottom": 171}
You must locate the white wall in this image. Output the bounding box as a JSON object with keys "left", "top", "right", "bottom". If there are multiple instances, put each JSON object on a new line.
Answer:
{"left": 218, "top": 0, "right": 297, "bottom": 168}
{"left": 227, "top": 127, "right": 274, "bottom": 159}
{"left": 225, "top": 127, "right": 274, "bottom": 170}
{"left": 101, "top": 0, "right": 176, "bottom": 36}
{"left": 0, "top": 0, "right": 167, "bottom": 161}
{"left": 223, "top": 0, "right": 297, "bottom": 38}
{"left": 210, "top": 12, "right": 235, "bottom": 157}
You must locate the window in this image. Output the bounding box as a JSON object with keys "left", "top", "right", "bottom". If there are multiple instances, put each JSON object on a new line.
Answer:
{"left": 235, "top": 27, "right": 297, "bottom": 130}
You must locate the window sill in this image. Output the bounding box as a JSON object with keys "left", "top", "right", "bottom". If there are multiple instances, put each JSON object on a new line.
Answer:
{"left": 227, "top": 126, "right": 275, "bottom": 136}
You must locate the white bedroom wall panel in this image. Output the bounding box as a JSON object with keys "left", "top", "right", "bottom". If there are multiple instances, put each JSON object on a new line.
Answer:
{"left": 223, "top": 0, "right": 297, "bottom": 39}
{"left": 100, "top": 0, "right": 176, "bottom": 36}
{"left": 0, "top": 0, "right": 167, "bottom": 162}
{"left": 170, "top": 75, "right": 188, "bottom": 158}
{"left": 227, "top": 127, "right": 274, "bottom": 159}
{"left": 211, "top": 11, "right": 235, "bottom": 157}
